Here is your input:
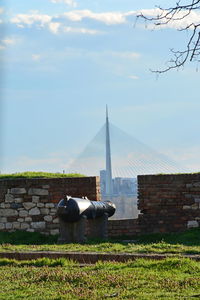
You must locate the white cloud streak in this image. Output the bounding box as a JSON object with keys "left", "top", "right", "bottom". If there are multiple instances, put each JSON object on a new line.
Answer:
{"left": 63, "top": 10, "right": 132, "bottom": 25}
{"left": 63, "top": 26, "right": 102, "bottom": 34}
{"left": 10, "top": 11, "right": 103, "bottom": 35}
{"left": 2, "top": 38, "right": 16, "bottom": 45}
{"left": 51, "top": 0, "right": 77, "bottom": 7}
{"left": 11, "top": 13, "right": 52, "bottom": 27}
{"left": 32, "top": 54, "right": 41, "bottom": 61}
{"left": 48, "top": 22, "right": 61, "bottom": 34}
{"left": 0, "top": 37, "right": 18, "bottom": 50}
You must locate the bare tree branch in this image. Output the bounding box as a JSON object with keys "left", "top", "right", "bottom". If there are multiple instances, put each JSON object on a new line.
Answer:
{"left": 137, "top": 0, "right": 200, "bottom": 72}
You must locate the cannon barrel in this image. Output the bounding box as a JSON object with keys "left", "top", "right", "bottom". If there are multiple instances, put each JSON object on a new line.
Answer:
{"left": 57, "top": 196, "right": 116, "bottom": 222}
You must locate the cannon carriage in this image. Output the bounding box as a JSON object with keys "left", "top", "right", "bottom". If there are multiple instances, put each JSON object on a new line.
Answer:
{"left": 57, "top": 196, "right": 116, "bottom": 243}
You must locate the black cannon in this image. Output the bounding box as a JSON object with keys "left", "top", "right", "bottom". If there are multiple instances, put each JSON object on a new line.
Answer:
{"left": 57, "top": 196, "right": 116, "bottom": 243}
{"left": 57, "top": 196, "right": 116, "bottom": 222}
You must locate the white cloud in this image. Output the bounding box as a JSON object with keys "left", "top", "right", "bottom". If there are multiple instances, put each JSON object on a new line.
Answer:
{"left": 32, "top": 54, "right": 41, "bottom": 61}
{"left": 51, "top": 0, "right": 77, "bottom": 7}
{"left": 128, "top": 75, "right": 139, "bottom": 80}
{"left": 10, "top": 12, "right": 102, "bottom": 35}
{"left": 48, "top": 22, "right": 61, "bottom": 34}
{"left": 63, "top": 26, "right": 102, "bottom": 35}
{"left": 11, "top": 13, "right": 52, "bottom": 27}
{"left": 2, "top": 38, "right": 16, "bottom": 45}
{"left": 0, "top": 37, "right": 18, "bottom": 50}
{"left": 0, "top": 7, "right": 4, "bottom": 14}
{"left": 63, "top": 10, "right": 128, "bottom": 25}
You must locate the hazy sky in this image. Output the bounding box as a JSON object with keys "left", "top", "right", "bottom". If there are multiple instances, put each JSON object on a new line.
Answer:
{"left": 1, "top": 0, "right": 200, "bottom": 174}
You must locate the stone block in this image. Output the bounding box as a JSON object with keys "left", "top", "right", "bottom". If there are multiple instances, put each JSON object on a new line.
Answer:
{"left": 5, "top": 194, "right": 14, "bottom": 203}
{"left": 0, "top": 217, "right": 7, "bottom": 222}
{"left": 50, "top": 212, "right": 57, "bottom": 216}
{"left": 28, "top": 188, "right": 49, "bottom": 196}
{"left": 191, "top": 204, "right": 199, "bottom": 210}
{"left": 183, "top": 205, "right": 191, "bottom": 210}
{"left": 23, "top": 202, "right": 36, "bottom": 210}
{"left": 17, "top": 218, "right": 24, "bottom": 222}
{"left": 44, "top": 215, "right": 52, "bottom": 222}
{"left": 45, "top": 203, "right": 54, "bottom": 208}
{"left": 10, "top": 188, "right": 26, "bottom": 194}
{"left": 53, "top": 218, "right": 59, "bottom": 224}
{"left": 25, "top": 217, "right": 32, "bottom": 222}
{"left": 187, "top": 220, "right": 199, "bottom": 228}
{"left": 40, "top": 208, "right": 49, "bottom": 215}
{"left": 0, "top": 203, "right": 9, "bottom": 208}
{"left": 50, "top": 208, "right": 57, "bottom": 213}
{"left": 0, "top": 209, "right": 18, "bottom": 217}
{"left": 19, "top": 210, "right": 28, "bottom": 217}
{"left": 15, "top": 198, "right": 23, "bottom": 203}
{"left": 37, "top": 203, "right": 44, "bottom": 208}
{"left": 0, "top": 223, "right": 5, "bottom": 230}
{"left": 10, "top": 203, "right": 22, "bottom": 209}
{"left": 29, "top": 207, "right": 40, "bottom": 216}
{"left": 184, "top": 194, "right": 193, "bottom": 198}
{"left": 31, "top": 222, "right": 46, "bottom": 229}
{"left": 21, "top": 223, "right": 30, "bottom": 230}
{"left": 27, "top": 228, "right": 34, "bottom": 232}
{"left": 13, "top": 222, "right": 20, "bottom": 229}
{"left": 40, "top": 198, "right": 49, "bottom": 203}
{"left": 50, "top": 229, "right": 59, "bottom": 235}
{"left": 32, "top": 196, "right": 40, "bottom": 203}
{"left": 195, "top": 198, "right": 200, "bottom": 203}
{"left": 42, "top": 185, "right": 50, "bottom": 189}
{"left": 186, "top": 183, "right": 193, "bottom": 188}
{"left": 5, "top": 223, "right": 12, "bottom": 229}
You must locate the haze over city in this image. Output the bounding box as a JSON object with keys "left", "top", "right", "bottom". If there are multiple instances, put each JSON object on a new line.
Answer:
{"left": 1, "top": 0, "right": 200, "bottom": 174}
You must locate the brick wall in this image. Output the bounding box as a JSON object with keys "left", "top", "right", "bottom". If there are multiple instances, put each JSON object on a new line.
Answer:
{"left": 108, "top": 219, "right": 140, "bottom": 237}
{"left": 0, "top": 177, "right": 100, "bottom": 235}
{"left": 137, "top": 173, "right": 200, "bottom": 233}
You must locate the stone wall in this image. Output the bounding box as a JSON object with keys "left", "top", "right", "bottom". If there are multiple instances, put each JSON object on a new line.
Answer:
{"left": 0, "top": 177, "right": 100, "bottom": 235}
{"left": 1, "top": 173, "right": 200, "bottom": 237}
{"left": 137, "top": 173, "right": 200, "bottom": 233}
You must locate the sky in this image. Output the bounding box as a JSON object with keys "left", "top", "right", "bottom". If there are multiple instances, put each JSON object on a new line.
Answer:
{"left": 1, "top": 0, "right": 200, "bottom": 174}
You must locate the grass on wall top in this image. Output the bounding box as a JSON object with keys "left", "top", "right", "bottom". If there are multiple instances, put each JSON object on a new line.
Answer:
{"left": 0, "top": 171, "right": 85, "bottom": 179}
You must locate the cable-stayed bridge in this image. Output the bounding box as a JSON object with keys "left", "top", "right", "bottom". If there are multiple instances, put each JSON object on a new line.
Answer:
{"left": 67, "top": 109, "right": 187, "bottom": 219}
{"left": 68, "top": 124, "right": 187, "bottom": 178}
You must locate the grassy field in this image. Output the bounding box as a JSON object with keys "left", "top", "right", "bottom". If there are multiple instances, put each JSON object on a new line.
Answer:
{"left": 1, "top": 229, "right": 200, "bottom": 255}
{"left": 0, "top": 257, "right": 200, "bottom": 299}
{"left": 0, "top": 171, "right": 85, "bottom": 179}
{"left": 1, "top": 230, "right": 200, "bottom": 299}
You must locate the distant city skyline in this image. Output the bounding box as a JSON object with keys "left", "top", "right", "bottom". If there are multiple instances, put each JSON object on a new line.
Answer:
{"left": 1, "top": 0, "right": 200, "bottom": 174}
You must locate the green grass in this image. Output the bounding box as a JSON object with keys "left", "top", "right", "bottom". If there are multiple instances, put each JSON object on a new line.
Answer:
{"left": 1, "top": 229, "right": 200, "bottom": 255}
{"left": 1, "top": 257, "right": 200, "bottom": 299}
{"left": 0, "top": 171, "right": 85, "bottom": 179}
